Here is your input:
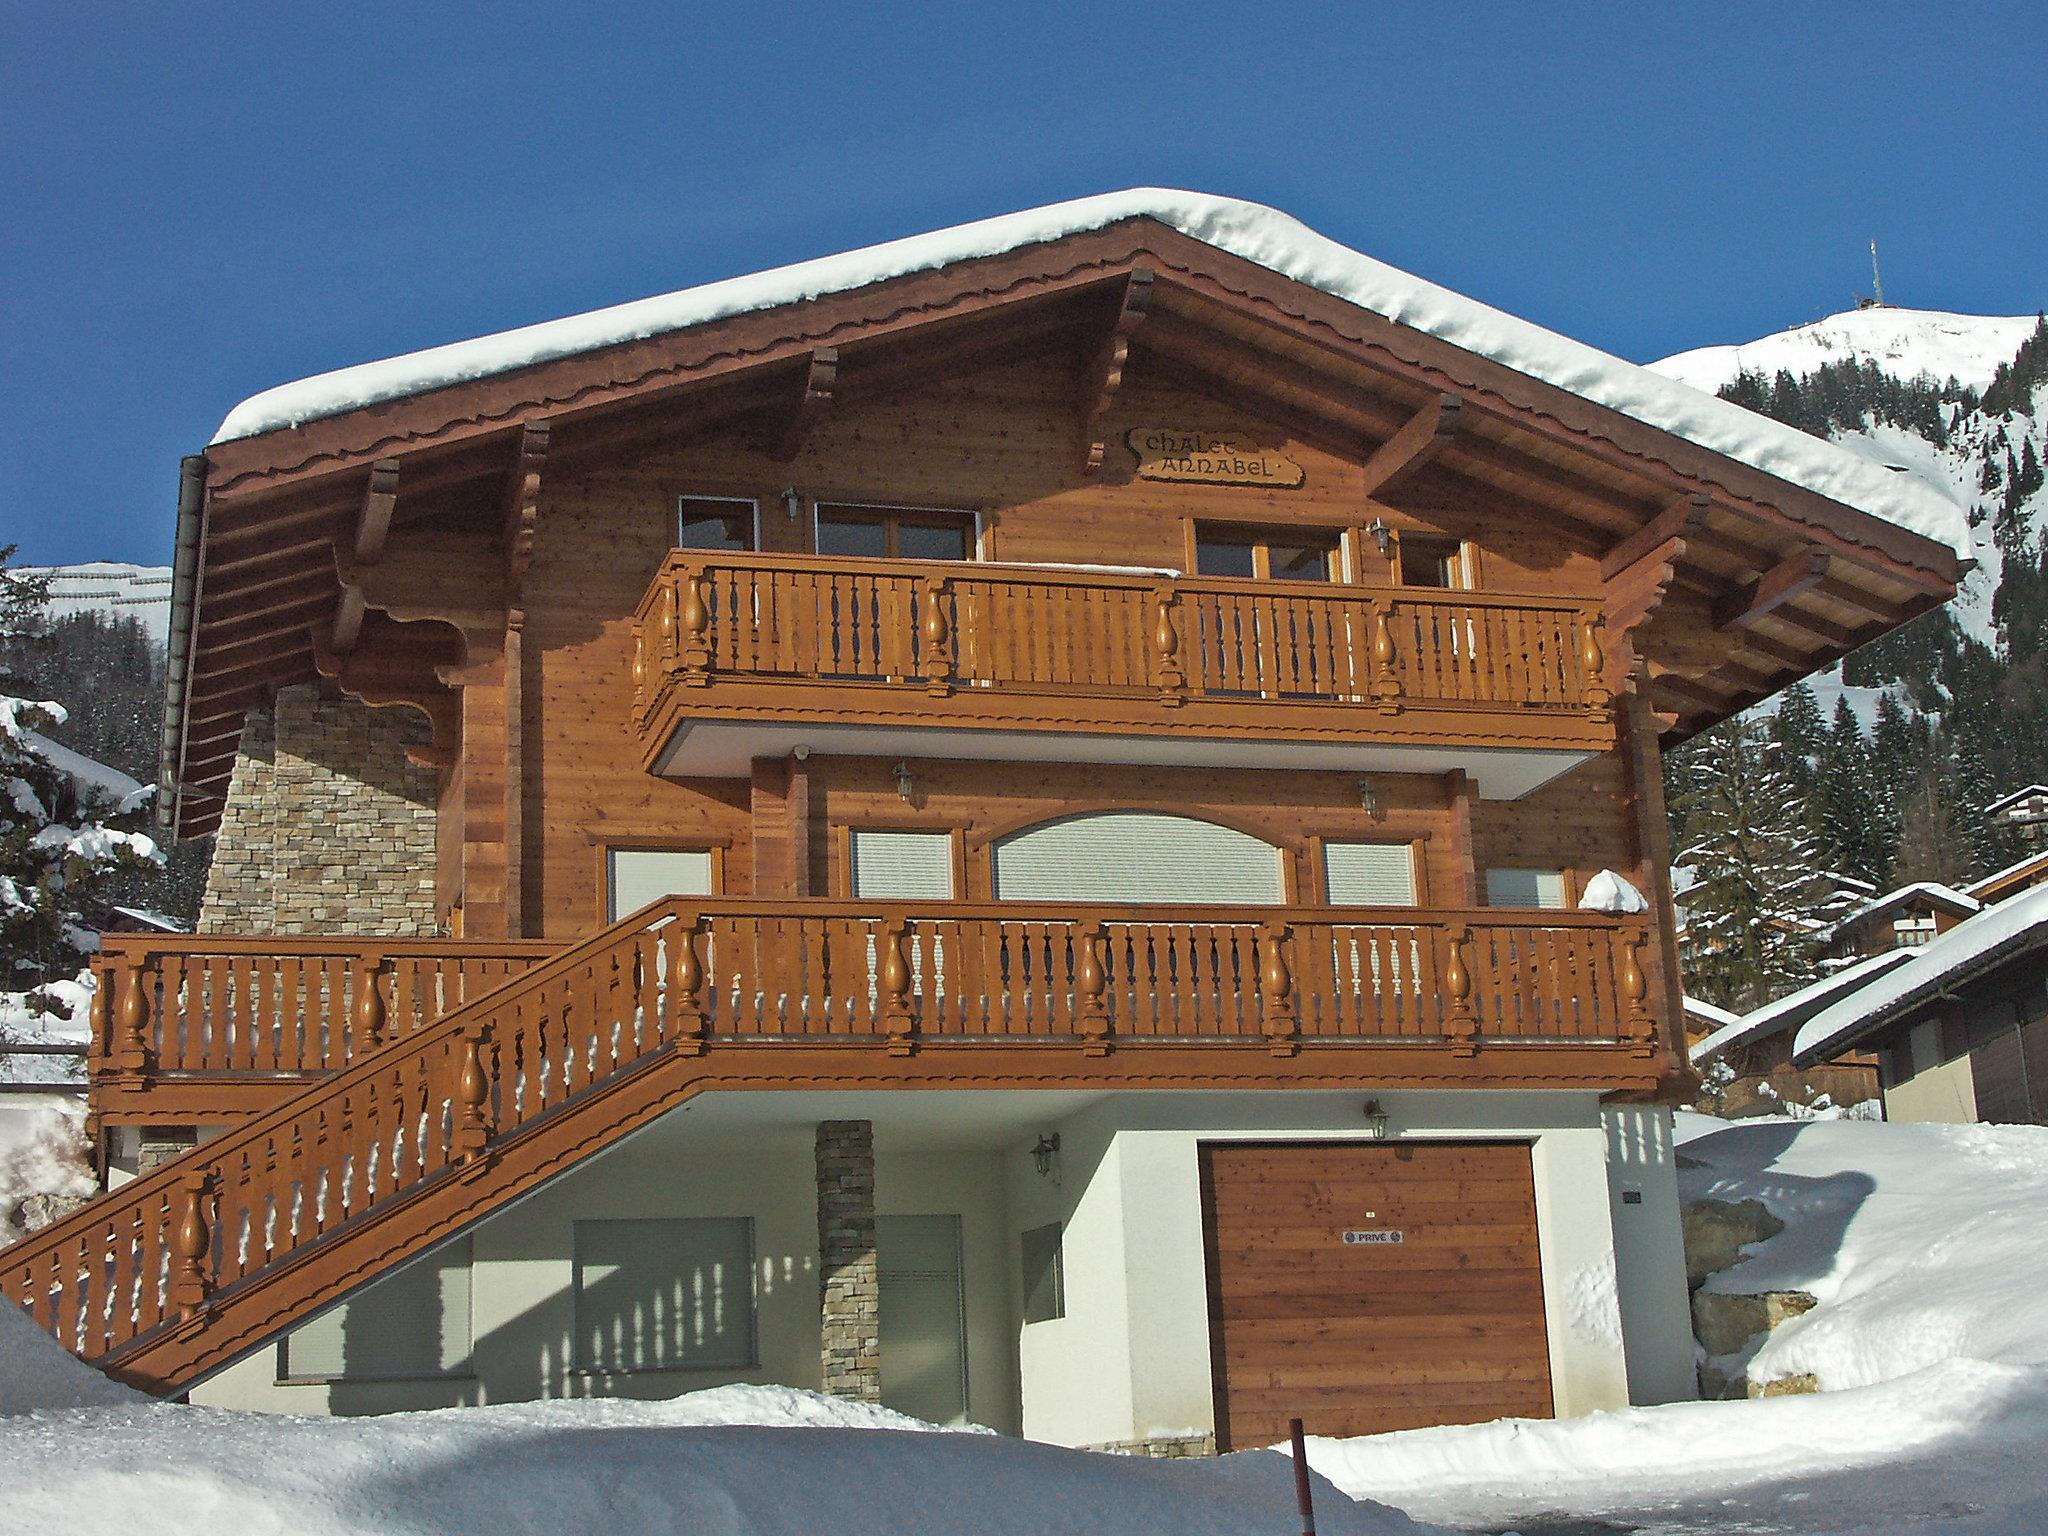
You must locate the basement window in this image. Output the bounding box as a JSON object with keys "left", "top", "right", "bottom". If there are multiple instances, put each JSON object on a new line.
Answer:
{"left": 1020, "top": 1222, "right": 1066, "bottom": 1324}
{"left": 278, "top": 1237, "right": 473, "bottom": 1382}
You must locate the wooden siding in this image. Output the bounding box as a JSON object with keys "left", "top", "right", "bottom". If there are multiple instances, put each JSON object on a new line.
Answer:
{"left": 1200, "top": 1140, "right": 1553, "bottom": 1446}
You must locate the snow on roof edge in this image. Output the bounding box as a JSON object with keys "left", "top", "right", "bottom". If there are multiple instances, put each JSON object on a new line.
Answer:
{"left": 1967, "top": 847, "right": 2048, "bottom": 898}
{"left": 1795, "top": 887, "right": 2048, "bottom": 1063}
{"left": 211, "top": 189, "right": 1971, "bottom": 560}
{"left": 1691, "top": 948, "right": 1915, "bottom": 1063}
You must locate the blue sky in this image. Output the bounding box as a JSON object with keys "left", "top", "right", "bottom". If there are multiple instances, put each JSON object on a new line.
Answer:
{"left": 4, "top": 1, "right": 2042, "bottom": 565}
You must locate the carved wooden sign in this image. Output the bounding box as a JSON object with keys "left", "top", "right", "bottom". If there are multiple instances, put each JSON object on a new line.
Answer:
{"left": 1126, "top": 428, "right": 1305, "bottom": 488}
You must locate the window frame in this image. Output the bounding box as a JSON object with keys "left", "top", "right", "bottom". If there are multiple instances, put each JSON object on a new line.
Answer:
{"left": 276, "top": 1236, "right": 476, "bottom": 1385}
{"left": 1190, "top": 521, "right": 1346, "bottom": 583}
{"left": 592, "top": 837, "right": 728, "bottom": 923}
{"left": 676, "top": 494, "right": 762, "bottom": 553}
{"left": 839, "top": 824, "right": 966, "bottom": 901}
{"left": 570, "top": 1215, "right": 760, "bottom": 1375}
{"left": 1019, "top": 1221, "right": 1067, "bottom": 1326}
{"left": 1394, "top": 531, "right": 1474, "bottom": 590}
{"left": 812, "top": 500, "right": 983, "bottom": 562}
{"left": 1313, "top": 836, "right": 1427, "bottom": 906}
{"left": 1483, "top": 865, "right": 1576, "bottom": 910}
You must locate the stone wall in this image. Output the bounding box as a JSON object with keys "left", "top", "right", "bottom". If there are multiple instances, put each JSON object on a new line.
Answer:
{"left": 815, "top": 1119, "right": 880, "bottom": 1401}
{"left": 198, "top": 685, "right": 439, "bottom": 936}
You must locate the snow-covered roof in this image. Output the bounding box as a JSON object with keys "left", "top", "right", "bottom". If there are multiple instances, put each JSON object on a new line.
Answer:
{"left": 1692, "top": 948, "right": 1916, "bottom": 1064}
{"left": 1683, "top": 995, "right": 1741, "bottom": 1031}
{"left": 212, "top": 190, "right": 1971, "bottom": 559}
{"left": 1795, "top": 886, "right": 2048, "bottom": 1064}
{"left": 1825, "top": 880, "right": 1982, "bottom": 938}
{"left": 1966, "top": 848, "right": 2048, "bottom": 903}
{"left": 1985, "top": 784, "right": 2048, "bottom": 815}
{"left": 23, "top": 730, "right": 144, "bottom": 808}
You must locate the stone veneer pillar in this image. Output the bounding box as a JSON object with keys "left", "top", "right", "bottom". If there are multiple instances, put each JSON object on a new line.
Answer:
{"left": 815, "top": 1119, "right": 881, "bottom": 1401}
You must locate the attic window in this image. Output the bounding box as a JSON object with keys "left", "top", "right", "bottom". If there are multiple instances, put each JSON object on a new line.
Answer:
{"left": 1397, "top": 535, "right": 1467, "bottom": 589}
{"left": 816, "top": 503, "right": 976, "bottom": 561}
{"left": 678, "top": 496, "right": 756, "bottom": 551}
{"left": 1194, "top": 525, "right": 1338, "bottom": 581}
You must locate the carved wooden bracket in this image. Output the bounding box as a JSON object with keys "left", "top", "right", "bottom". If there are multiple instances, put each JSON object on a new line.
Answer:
{"left": 1599, "top": 493, "right": 1709, "bottom": 582}
{"left": 1078, "top": 269, "right": 1153, "bottom": 476}
{"left": 311, "top": 614, "right": 463, "bottom": 766}
{"left": 329, "top": 459, "right": 399, "bottom": 656}
{"left": 503, "top": 420, "right": 551, "bottom": 595}
{"left": 768, "top": 348, "right": 837, "bottom": 463}
{"left": 1358, "top": 393, "right": 1462, "bottom": 500}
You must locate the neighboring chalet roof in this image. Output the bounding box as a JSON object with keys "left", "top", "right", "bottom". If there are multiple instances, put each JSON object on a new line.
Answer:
{"left": 1824, "top": 881, "right": 1982, "bottom": 939}
{"left": 109, "top": 905, "right": 189, "bottom": 933}
{"left": 1794, "top": 886, "right": 2048, "bottom": 1066}
{"left": 1692, "top": 948, "right": 1916, "bottom": 1065}
{"left": 1968, "top": 848, "right": 2048, "bottom": 906}
{"left": 1985, "top": 784, "right": 2048, "bottom": 816}
{"left": 164, "top": 190, "right": 1969, "bottom": 836}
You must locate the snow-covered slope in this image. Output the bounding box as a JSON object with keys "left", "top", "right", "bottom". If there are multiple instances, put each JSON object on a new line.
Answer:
{"left": 1653, "top": 308, "right": 2039, "bottom": 398}
{"left": 16, "top": 562, "right": 172, "bottom": 644}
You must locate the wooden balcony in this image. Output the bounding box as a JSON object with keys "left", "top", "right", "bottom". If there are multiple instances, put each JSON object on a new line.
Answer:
{"left": 87, "top": 903, "right": 1655, "bottom": 1121}
{"left": 632, "top": 554, "right": 1617, "bottom": 773}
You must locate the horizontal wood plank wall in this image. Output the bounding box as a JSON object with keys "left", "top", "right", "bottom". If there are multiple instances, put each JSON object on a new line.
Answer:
{"left": 1200, "top": 1140, "right": 1553, "bottom": 1447}
{"left": 522, "top": 347, "right": 1622, "bottom": 937}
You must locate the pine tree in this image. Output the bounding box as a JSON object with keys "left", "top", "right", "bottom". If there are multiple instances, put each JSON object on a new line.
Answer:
{"left": 1811, "top": 698, "right": 1890, "bottom": 884}
{"left": 1890, "top": 765, "right": 1981, "bottom": 888}
{"left": 1673, "top": 718, "right": 1842, "bottom": 1012}
{"left": 0, "top": 547, "right": 163, "bottom": 1049}
{"left": 1771, "top": 680, "right": 1826, "bottom": 797}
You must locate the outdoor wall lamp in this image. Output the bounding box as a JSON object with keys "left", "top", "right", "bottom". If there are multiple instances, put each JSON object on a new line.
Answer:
{"left": 1030, "top": 1133, "right": 1062, "bottom": 1179}
{"left": 1355, "top": 776, "right": 1382, "bottom": 820}
{"left": 893, "top": 761, "right": 916, "bottom": 802}
{"left": 1366, "top": 517, "right": 1393, "bottom": 557}
{"left": 1363, "top": 1099, "right": 1390, "bottom": 1139}
{"left": 781, "top": 486, "right": 802, "bottom": 520}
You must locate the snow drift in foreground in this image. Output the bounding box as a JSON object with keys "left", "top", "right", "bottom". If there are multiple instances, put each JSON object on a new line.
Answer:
{"left": 0, "top": 1094, "right": 95, "bottom": 1242}
{"left": 1313, "top": 1115, "right": 2048, "bottom": 1534}
{"left": 0, "top": 1305, "right": 1428, "bottom": 1536}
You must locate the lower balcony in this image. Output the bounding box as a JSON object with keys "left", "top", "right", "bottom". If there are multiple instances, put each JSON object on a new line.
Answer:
{"left": 633, "top": 554, "right": 1617, "bottom": 791}
{"left": 89, "top": 903, "right": 1659, "bottom": 1119}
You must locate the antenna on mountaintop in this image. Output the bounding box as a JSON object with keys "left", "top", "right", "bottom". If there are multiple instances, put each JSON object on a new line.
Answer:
{"left": 1869, "top": 239, "right": 1886, "bottom": 308}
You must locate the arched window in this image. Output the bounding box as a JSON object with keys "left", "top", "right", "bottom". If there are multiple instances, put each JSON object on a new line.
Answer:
{"left": 991, "top": 812, "right": 1286, "bottom": 905}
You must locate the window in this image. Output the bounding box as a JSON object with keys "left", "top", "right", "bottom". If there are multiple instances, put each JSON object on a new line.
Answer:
{"left": 280, "top": 1238, "right": 472, "bottom": 1382}
{"left": 877, "top": 1215, "right": 969, "bottom": 1425}
{"left": 1397, "top": 534, "right": 1467, "bottom": 589}
{"left": 573, "top": 1217, "right": 755, "bottom": 1372}
{"left": 1486, "top": 867, "right": 1568, "bottom": 909}
{"left": 992, "top": 812, "right": 1286, "bottom": 905}
{"left": 1195, "top": 525, "right": 1339, "bottom": 581}
{"left": 678, "top": 496, "right": 756, "bottom": 551}
{"left": 816, "top": 503, "right": 976, "bottom": 561}
{"left": 1020, "top": 1222, "right": 1065, "bottom": 1325}
{"left": 606, "top": 848, "right": 715, "bottom": 922}
{"left": 850, "top": 830, "right": 955, "bottom": 899}
{"left": 1323, "top": 842, "right": 1417, "bottom": 905}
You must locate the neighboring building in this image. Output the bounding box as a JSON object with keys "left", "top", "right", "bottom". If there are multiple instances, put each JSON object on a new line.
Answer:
{"left": 1987, "top": 785, "right": 2048, "bottom": 850}
{"left": 1968, "top": 848, "right": 2048, "bottom": 908}
{"left": 1796, "top": 886, "right": 2048, "bottom": 1125}
{"left": 1822, "top": 881, "right": 1981, "bottom": 961}
{"left": 3, "top": 192, "right": 1964, "bottom": 1447}
{"left": 1681, "top": 994, "right": 1740, "bottom": 1051}
{"left": 1689, "top": 949, "right": 1910, "bottom": 1116}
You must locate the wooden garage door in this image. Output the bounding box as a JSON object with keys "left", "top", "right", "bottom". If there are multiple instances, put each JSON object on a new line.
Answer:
{"left": 1200, "top": 1141, "right": 1552, "bottom": 1448}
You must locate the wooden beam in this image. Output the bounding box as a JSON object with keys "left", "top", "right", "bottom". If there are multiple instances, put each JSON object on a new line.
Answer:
{"left": 1077, "top": 269, "right": 1153, "bottom": 475}
{"left": 331, "top": 460, "right": 400, "bottom": 655}
{"left": 198, "top": 576, "right": 335, "bottom": 630}
{"left": 1601, "top": 494, "right": 1711, "bottom": 581}
{"left": 1649, "top": 669, "right": 1728, "bottom": 715}
{"left": 502, "top": 421, "right": 550, "bottom": 591}
{"left": 767, "top": 349, "right": 837, "bottom": 463}
{"left": 1714, "top": 549, "right": 1832, "bottom": 631}
{"left": 1356, "top": 393, "right": 1463, "bottom": 500}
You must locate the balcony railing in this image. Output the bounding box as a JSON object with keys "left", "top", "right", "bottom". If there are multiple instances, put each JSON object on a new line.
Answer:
{"left": 632, "top": 553, "right": 1615, "bottom": 757}
{"left": 88, "top": 904, "right": 1652, "bottom": 1116}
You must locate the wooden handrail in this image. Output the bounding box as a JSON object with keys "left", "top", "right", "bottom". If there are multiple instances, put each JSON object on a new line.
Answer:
{"left": 633, "top": 552, "right": 1610, "bottom": 727}
{"left": 9, "top": 899, "right": 1650, "bottom": 1380}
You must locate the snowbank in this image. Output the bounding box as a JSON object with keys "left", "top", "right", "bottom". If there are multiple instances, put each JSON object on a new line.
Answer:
{"left": 0, "top": 1295, "right": 143, "bottom": 1414}
{"left": 0, "top": 1093, "right": 95, "bottom": 1240}
{"left": 212, "top": 190, "right": 1969, "bottom": 559}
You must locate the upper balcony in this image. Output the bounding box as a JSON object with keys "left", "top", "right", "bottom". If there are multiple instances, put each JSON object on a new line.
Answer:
{"left": 632, "top": 553, "right": 1618, "bottom": 789}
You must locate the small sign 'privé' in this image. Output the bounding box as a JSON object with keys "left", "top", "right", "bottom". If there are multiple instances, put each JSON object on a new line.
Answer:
{"left": 1341, "top": 1229, "right": 1403, "bottom": 1245}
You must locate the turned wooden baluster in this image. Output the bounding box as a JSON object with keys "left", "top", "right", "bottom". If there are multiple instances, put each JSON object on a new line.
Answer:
{"left": 87, "top": 966, "right": 113, "bottom": 1080}
{"left": 1259, "top": 923, "right": 1298, "bottom": 1056}
{"left": 1076, "top": 922, "right": 1112, "bottom": 1056}
{"left": 880, "top": 915, "right": 917, "bottom": 1055}
{"left": 670, "top": 917, "right": 708, "bottom": 1055}
{"left": 631, "top": 627, "right": 648, "bottom": 716}
{"left": 351, "top": 955, "right": 390, "bottom": 1050}
{"left": 111, "top": 955, "right": 152, "bottom": 1083}
{"left": 679, "top": 566, "right": 712, "bottom": 684}
{"left": 1580, "top": 609, "right": 1612, "bottom": 715}
{"left": 452, "top": 1024, "right": 494, "bottom": 1164}
{"left": 1442, "top": 923, "right": 1479, "bottom": 1056}
{"left": 1150, "top": 586, "right": 1184, "bottom": 705}
{"left": 168, "top": 1171, "right": 214, "bottom": 1321}
{"left": 1370, "top": 599, "right": 1404, "bottom": 712}
{"left": 921, "top": 576, "right": 954, "bottom": 696}
{"left": 1619, "top": 927, "right": 1653, "bottom": 1055}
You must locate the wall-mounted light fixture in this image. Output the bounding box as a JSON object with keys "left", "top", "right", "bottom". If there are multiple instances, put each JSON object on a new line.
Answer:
{"left": 1030, "top": 1132, "right": 1062, "bottom": 1180}
{"left": 1355, "top": 776, "right": 1382, "bottom": 820}
{"left": 893, "top": 761, "right": 916, "bottom": 802}
{"left": 1363, "top": 1099, "right": 1390, "bottom": 1139}
{"left": 781, "top": 487, "right": 802, "bottom": 520}
{"left": 1366, "top": 517, "right": 1393, "bottom": 558}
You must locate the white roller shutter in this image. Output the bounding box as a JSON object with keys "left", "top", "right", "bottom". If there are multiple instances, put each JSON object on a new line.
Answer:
{"left": 607, "top": 848, "right": 715, "bottom": 920}
{"left": 1486, "top": 867, "right": 1568, "bottom": 909}
{"left": 850, "top": 830, "right": 956, "bottom": 899}
{"left": 282, "top": 1237, "right": 472, "bottom": 1381}
{"left": 572, "top": 1217, "right": 755, "bottom": 1372}
{"left": 992, "top": 812, "right": 1284, "bottom": 905}
{"left": 1323, "top": 842, "right": 1416, "bottom": 905}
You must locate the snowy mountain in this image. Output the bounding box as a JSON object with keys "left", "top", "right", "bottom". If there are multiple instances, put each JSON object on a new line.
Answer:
{"left": 1651, "top": 307, "right": 2047, "bottom": 650}
{"left": 16, "top": 563, "right": 172, "bottom": 645}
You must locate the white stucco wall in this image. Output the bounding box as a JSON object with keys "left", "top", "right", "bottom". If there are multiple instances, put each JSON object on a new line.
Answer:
{"left": 1886, "top": 1049, "right": 1979, "bottom": 1123}
{"left": 1601, "top": 1104, "right": 1695, "bottom": 1406}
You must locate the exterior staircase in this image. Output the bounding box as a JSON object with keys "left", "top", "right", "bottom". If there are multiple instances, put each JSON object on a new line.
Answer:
{"left": 4, "top": 897, "right": 1657, "bottom": 1394}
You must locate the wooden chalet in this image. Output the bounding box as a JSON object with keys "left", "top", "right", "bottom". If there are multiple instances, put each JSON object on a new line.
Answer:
{"left": 5, "top": 192, "right": 1965, "bottom": 1447}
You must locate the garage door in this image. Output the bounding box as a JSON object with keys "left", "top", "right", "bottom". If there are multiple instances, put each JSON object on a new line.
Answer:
{"left": 1200, "top": 1141, "right": 1553, "bottom": 1448}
